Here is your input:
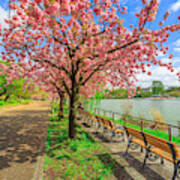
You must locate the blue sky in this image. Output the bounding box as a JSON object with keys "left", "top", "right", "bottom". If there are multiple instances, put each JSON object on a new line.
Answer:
{"left": 0, "top": 0, "right": 179, "bottom": 88}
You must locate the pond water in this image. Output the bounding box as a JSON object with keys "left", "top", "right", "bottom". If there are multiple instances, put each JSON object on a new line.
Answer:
{"left": 88, "top": 98, "right": 180, "bottom": 127}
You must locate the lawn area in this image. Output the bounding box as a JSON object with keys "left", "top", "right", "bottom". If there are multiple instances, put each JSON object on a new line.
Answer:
{"left": 0, "top": 99, "right": 32, "bottom": 107}
{"left": 43, "top": 109, "right": 116, "bottom": 179}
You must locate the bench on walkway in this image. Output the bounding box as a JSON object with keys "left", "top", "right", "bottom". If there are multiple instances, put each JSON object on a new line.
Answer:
{"left": 78, "top": 108, "right": 100, "bottom": 127}
{"left": 95, "top": 115, "right": 125, "bottom": 141}
{"left": 124, "top": 126, "right": 180, "bottom": 180}
{"left": 124, "top": 126, "right": 146, "bottom": 153}
{"left": 143, "top": 132, "right": 180, "bottom": 180}
{"left": 78, "top": 109, "right": 124, "bottom": 141}
{"left": 78, "top": 108, "right": 91, "bottom": 124}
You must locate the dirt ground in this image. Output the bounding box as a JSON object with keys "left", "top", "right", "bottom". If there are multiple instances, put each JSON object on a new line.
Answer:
{"left": 0, "top": 101, "right": 50, "bottom": 180}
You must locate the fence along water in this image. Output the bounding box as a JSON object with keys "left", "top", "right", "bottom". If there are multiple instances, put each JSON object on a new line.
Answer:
{"left": 92, "top": 107, "right": 180, "bottom": 142}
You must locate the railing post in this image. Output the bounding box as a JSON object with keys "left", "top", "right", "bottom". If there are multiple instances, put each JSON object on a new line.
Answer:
{"left": 178, "top": 121, "right": 180, "bottom": 137}
{"left": 109, "top": 110, "right": 112, "bottom": 118}
{"left": 168, "top": 126, "right": 172, "bottom": 141}
{"left": 112, "top": 112, "right": 114, "bottom": 121}
{"left": 124, "top": 116, "right": 126, "bottom": 125}
{"left": 140, "top": 120, "right": 143, "bottom": 131}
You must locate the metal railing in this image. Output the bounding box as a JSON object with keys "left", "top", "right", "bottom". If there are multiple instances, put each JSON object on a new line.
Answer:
{"left": 92, "top": 107, "right": 180, "bottom": 142}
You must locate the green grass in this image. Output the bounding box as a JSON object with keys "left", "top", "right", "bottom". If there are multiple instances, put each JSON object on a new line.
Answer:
{"left": 0, "top": 99, "right": 32, "bottom": 107}
{"left": 43, "top": 111, "right": 116, "bottom": 179}
{"left": 90, "top": 112, "right": 180, "bottom": 145}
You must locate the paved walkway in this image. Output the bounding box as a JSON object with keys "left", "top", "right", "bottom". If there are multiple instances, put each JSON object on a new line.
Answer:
{"left": 78, "top": 120, "right": 178, "bottom": 180}
{"left": 0, "top": 101, "right": 50, "bottom": 180}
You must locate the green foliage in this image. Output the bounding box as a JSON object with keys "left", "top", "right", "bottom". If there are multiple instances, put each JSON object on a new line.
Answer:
{"left": 0, "top": 99, "right": 32, "bottom": 107}
{"left": 50, "top": 101, "right": 69, "bottom": 115}
{"left": 44, "top": 111, "right": 115, "bottom": 179}
{"left": 0, "top": 61, "right": 36, "bottom": 100}
{"left": 107, "top": 88, "right": 128, "bottom": 99}
{"left": 152, "top": 81, "right": 164, "bottom": 95}
{"left": 135, "top": 89, "right": 153, "bottom": 98}
{"left": 168, "top": 91, "right": 180, "bottom": 97}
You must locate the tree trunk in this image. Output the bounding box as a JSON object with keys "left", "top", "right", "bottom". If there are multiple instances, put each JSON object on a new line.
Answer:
{"left": 0, "top": 89, "right": 7, "bottom": 97}
{"left": 68, "top": 93, "right": 76, "bottom": 139}
{"left": 68, "top": 71, "right": 80, "bottom": 138}
{"left": 4, "top": 94, "right": 10, "bottom": 101}
{"left": 58, "top": 92, "right": 64, "bottom": 120}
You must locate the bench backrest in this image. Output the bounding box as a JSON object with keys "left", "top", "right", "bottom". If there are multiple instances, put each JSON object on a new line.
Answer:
{"left": 95, "top": 115, "right": 101, "bottom": 121}
{"left": 100, "top": 117, "right": 114, "bottom": 129}
{"left": 124, "top": 126, "right": 145, "bottom": 143}
{"left": 94, "top": 116, "right": 114, "bottom": 129}
{"left": 78, "top": 108, "right": 84, "bottom": 113}
{"left": 88, "top": 114, "right": 97, "bottom": 122}
{"left": 143, "top": 132, "right": 179, "bottom": 158}
{"left": 106, "top": 119, "right": 114, "bottom": 129}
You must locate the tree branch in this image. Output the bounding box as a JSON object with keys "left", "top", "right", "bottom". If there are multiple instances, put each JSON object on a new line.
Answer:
{"left": 62, "top": 80, "right": 71, "bottom": 97}
{"left": 32, "top": 58, "right": 70, "bottom": 77}
{"left": 0, "top": 89, "right": 7, "bottom": 97}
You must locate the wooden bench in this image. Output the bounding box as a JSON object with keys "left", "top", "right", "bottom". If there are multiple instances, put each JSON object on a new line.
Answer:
{"left": 124, "top": 126, "right": 180, "bottom": 180}
{"left": 78, "top": 109, "right": 124, "bottom": 141}
{"left": 95, "top": 115, "right": 125, "bottom": 141}
{"left": 78, "top": 108, "right": 88, "bottom": 122}
{"left": 143, "top": 132, "right": 180, "bottom": 180}
{"left": 78, "top": 109, "right": 99, "bottom": 127}
{"left": 124, "top": 126, "right": 147, "bottom": 153}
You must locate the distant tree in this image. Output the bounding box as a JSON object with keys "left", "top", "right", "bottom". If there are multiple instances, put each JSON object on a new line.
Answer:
{"left": 0, "top": 61, "right": 33, "bottom": 100}
{"left": 135, "top": 87, "right": 153, "bottom": 98}
{"left": 0, "top": 76, "right": 33, "bottom": 101}
{"left": 152, "top": 81, "right": 164, "bottom": 95}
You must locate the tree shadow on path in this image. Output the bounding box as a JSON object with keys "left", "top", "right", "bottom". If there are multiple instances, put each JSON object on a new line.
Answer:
{"left": 97, "top": 153, "right": 133, "bottom": 180}
{"left": 0, "top": 108, "right": 49, "bottom": 170}
{"left": 117, "top": 152, "right": 165, "bottom": 180}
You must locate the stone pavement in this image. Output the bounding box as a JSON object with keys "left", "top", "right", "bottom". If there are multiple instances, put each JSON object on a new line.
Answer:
{"left": 78, "top": 120, "right": 177, "bottom": 180}
{"left": 0, "top": 101, "right": 50, "bottom": 180}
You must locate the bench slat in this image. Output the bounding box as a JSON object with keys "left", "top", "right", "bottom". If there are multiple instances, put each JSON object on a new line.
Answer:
{"left": 144, "top": 132, "right": 177, "bottom": 156}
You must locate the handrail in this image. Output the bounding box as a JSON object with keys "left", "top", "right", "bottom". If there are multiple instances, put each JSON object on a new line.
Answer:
{"left": 93, "top": 107, "right": 180, "bottom": 129}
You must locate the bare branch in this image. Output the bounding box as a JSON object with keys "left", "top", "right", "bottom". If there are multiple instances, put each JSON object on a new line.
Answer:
{"left": 32, "top": 58, "right": 70, "bottom": 77}
{"left": 63, "top": 80, "right": 71, "bottom": 97}
{"left": 107, "top": 39, "right": 139, "bottom": 54}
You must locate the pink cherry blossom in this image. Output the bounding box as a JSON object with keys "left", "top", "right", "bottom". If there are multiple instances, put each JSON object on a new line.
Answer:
{"left": 0, "top": 0, "right": 180, "bottom": 138}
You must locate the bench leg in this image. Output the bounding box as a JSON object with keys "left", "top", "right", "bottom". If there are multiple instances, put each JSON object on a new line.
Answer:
{"left": 143, "top": 149, "right": 149, "bottom": 168}
{"left": 111, "top": 131, "right": 115, "bottom": 138}
{"left": 96, "top": 122, "right": 101, "bottom": 131}
{"left": 113, "top": 132, "right": 125, "bottom": 142}
{"left": 173, "top": 163, "right": 178, "bottom": 180}
{"left": 160, "top": 157, "right": 164, "bottom": 164}
{"left": 125, "top": 139, "right": 132, "bottom": 154}
{"left": 140, "top": 147, "right": 143, "bottom": 153}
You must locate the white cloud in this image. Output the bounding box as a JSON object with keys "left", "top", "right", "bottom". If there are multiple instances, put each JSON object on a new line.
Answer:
{"left": 173, "top": 39, "right": 180, "bottom": 53}
{"left": 136, "top": 66, "right": 180, "bottom": 88}
{"left": 0, "top": 6, "right": 8, "bottom": 29}
{"left": 119, "top": 0, "right": 129, "bottom": 5}
{"left": 174, "top": 47, "right": 180, "bottom": 52}
{"left": 174, "top": 39, "right": 180, "bottom": 47}
{"left": 161, "top": 57, "right": 170, "bottom": 63}
{"left": 158, "top": 51, "right": 165, "bottom": 57}
{"left": 170, "top": 0, "right": 180, "bottom": 12}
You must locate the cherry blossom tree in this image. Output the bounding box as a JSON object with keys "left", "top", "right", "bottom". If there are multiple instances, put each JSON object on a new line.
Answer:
{"left": 0, "top": 0, "right": 180, "bottom": 138}
{"left": 29, "top": 65, "right": 106, "bottom": 119}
